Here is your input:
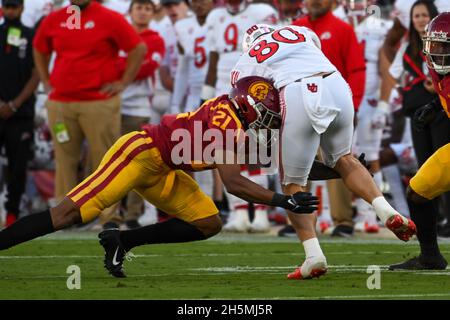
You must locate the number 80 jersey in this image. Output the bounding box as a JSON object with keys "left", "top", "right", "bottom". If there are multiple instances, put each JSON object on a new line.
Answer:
{"left": 231, "top": 25, "right": 337, "bottom": 90}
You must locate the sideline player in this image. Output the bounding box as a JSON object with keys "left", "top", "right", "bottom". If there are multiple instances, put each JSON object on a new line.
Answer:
{"left": 232, "top": 24, "right": 416, "bottom": 280}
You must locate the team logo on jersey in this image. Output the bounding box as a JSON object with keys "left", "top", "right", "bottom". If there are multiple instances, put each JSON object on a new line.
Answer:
{"left": 320, "top": 31, "right": 331, "bottom": 40}
{"left": 307, "top": 83, "right": 318, "bottom": 93}
{"left": 248, "top": 81, "right": 272, "bottom": 100}
{"left": 84, "top": 21, "right": 95, "bottom": 29}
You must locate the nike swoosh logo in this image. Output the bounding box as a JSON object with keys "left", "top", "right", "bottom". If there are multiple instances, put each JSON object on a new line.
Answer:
{"left": 287, "top": 199, "right": 296, "bottom": 207}
{"left": 112, "top": 247, "right": 120, "bottom": 266}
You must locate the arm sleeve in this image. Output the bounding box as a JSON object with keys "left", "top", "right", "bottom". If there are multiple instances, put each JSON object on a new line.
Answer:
{"left": 32, "top": 14, "right": 53, "bottom": 54}
{"left": 342, "top": 26, "right": 366, "bottom": 111}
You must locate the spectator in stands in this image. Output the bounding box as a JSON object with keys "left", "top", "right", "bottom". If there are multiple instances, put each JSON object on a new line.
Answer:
{"left": 33, "top": 0, "right": 146, "bottom": 229}
{"left": 0, "top": 0, "right": 40, "bottom": 227}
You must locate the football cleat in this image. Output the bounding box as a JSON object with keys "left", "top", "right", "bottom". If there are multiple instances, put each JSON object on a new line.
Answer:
{"left": 98, "top": 228, "right": 127, "bottom": 278}
{"left": 385, "top": 214, "right": 416, "bottom": 242}
{"left": 287, "top": 256, "right": 327, "bottom": 280}
{"left": 249, "top": 219, "right": 271, "bottom": 233}
{"left": 5, "top": 213, "right": 17, "bottom": 228}
{"left": 389, "top": 255, "right": 448, "bottom": 270}
{"left": 222, "top": 219, "right": 250, "bottom": 233}
{"left": 354, "top": 221, "right": 380, "bottom": 233}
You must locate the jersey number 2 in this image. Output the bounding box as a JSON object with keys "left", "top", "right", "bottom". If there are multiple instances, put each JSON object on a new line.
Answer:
{"left": 249, "top": 27, "right": 306, "bottom": 63}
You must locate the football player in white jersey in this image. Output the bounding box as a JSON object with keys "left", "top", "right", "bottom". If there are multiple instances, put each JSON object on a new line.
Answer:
{"left": 200, "top": 0, "right": 278, "bottom": 233}
{"left": 201, "top": 0, "right": 278, "bottom": 101}
{"left": 149, "top": 0, "right": 189, "bottom": 124}
{"left": 171, "top": 0, "right": 213, "bottom": 113}
{"left": 350, "top": 0, "right": 393, "bottom": 233}
{"left": 232, "top": 24, "right": 417, "bottom": 279}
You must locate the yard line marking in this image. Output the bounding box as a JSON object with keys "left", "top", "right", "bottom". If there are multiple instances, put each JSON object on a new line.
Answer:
{"left": 208, "top": 293, "right": 450, "bottom": 300}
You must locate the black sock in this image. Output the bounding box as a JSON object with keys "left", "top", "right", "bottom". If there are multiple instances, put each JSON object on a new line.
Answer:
{"left": 120, "top": 218, "right": 206, "bottom": 251}
{"left": 408, "top": 199, "right": 441, "bottom": 258}
{"left": 0, "top": 209, "right": 54, "bottom": 250}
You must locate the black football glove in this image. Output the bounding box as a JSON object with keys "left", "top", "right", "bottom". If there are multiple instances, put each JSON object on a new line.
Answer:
{"left": 271, "top": 192, "right": 319, "bottom": 214}
{"left": 413, "top": 99, "right": 441, "bottom": 132}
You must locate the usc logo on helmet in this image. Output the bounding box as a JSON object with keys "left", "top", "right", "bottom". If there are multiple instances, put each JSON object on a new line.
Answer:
{"left": 248, "top": 81, "right": 273, "bottom": 101}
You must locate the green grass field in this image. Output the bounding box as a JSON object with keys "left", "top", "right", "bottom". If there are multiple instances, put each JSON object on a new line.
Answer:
{"left": 1, "top": 231, "right": 450, "bottom": 300}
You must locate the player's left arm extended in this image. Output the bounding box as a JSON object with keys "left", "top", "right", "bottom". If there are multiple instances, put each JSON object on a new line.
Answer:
{"left": 215, "top": 151, "right": 318, "bottom": 214}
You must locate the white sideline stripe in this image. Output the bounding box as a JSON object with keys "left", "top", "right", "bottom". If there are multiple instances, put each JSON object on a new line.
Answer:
{"left": 211, "top": 293, "right": 450, "bottom": 300}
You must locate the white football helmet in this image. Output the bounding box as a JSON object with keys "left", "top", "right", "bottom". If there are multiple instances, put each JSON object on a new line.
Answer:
{"left": 242, "top": 24, "right": 275, "bottom": 52}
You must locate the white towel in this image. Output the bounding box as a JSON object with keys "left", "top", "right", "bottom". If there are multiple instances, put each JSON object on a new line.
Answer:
{"left": 300, "top": 76, "right": 340, "bottom": 134}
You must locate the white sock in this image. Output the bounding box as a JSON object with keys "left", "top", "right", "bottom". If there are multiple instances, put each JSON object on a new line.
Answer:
{"left": 302, "top": 238, "right": 324, "bottom": 258}
{"left": 372, "top": 196, "right": 398, "bottom": 224}
{"left": 253, "top": 209, "right": 269, "bottom": 224}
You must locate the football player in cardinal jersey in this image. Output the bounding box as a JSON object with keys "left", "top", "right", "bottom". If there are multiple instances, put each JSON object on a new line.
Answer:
{"left": 390, "top": 12, "right": 450, "bottom": 270}
{"left": 2, "top": 76, "right": 354, "bottom": 278}
{"left": 350, "top": 0, "right": 393, "bottom": 234}
{"left": 232, "top": 24, "right": 416, "bottom": 280}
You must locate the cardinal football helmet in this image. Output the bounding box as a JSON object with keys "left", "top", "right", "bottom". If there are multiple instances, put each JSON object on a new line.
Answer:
{"left": 423, "top": 12, "right": 450, "bottom": 75}
{"left": 229, "top": 76, "right": 281, "bottom": 146}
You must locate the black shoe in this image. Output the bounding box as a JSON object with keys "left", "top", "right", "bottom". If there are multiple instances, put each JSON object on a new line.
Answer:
{"left": 331, "top": 225, "right": 354, "bottom": 238}
{"left": 125, "top": 220, "right": 141, "bottom": 230}
{"left": 389, "top": 255, "right": 448, "bottom": 270}
{"left": 103, "top": 221, "right": 120, "bottom": 230}
{"left": 278, "top": 225, "right": 297, "bottom": 237}
{"left": 98, "top": 228, "right": 127, "bottom": 278}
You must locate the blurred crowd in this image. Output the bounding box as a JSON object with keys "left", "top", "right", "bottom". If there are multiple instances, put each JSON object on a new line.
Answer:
{"left": 0, "top": 0, "right": 449, "bottom": 238}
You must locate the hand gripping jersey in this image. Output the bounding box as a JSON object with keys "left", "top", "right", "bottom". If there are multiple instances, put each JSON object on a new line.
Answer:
{"left": 143, "top": 95, "right": 244, "bottom": 171}
{"left": 231, "top": 25, "right": 337, "bottom": 90}
{"left": 206, "top": 3, "right": 278, "bottom": 93}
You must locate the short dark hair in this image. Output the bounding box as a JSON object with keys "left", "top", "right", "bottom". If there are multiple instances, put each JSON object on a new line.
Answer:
{"left": 129, "top": 0, "right": 155, "bottom": 12}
